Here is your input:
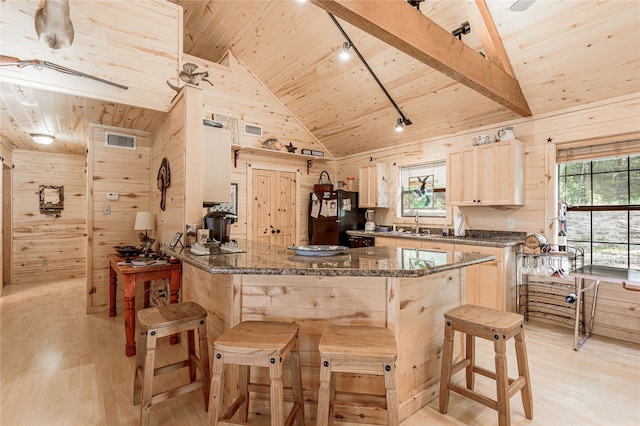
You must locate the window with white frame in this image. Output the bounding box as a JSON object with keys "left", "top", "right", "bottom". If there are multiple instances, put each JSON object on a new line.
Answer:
{"left": 399, "top": 161, "right": 446, "bottom": 217}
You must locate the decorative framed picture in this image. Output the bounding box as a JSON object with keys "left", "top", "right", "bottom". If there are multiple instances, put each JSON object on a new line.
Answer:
{"left": 207, "top": 183, "right": 238, "bottom": 216}
{"left": 168, "top": 232, "right": 183, "bottom": 249}
{"left": 213, "top": 113, "right": 239, "bottom": 145}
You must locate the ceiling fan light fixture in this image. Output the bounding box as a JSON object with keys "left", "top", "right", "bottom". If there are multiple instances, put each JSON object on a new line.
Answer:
{"left": 395, "top": 118, "right": 404, "bottom": 133}
{"left": 31, "top": 133, "right": 55, "bottom": 145}
{"left": 339, "top": 41, "right": 351, "bottom": 60}
{"left": 510, "top": 0, "right": 536, "bottom": 12}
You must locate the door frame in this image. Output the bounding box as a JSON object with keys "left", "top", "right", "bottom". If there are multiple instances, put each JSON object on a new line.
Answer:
{"left": 2, "top": 159, "right": 13, "bottom": 290}
{"left": 246, "top": 161, "right": 301, "bottom": 245}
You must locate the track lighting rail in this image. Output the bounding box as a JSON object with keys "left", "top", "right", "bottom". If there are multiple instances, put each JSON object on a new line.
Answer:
{"left": 328, "top": 13, "right": 412, "bottom": 129}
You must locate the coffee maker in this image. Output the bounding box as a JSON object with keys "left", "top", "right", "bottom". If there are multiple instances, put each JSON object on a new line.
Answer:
{"left": 203, "top": 211, "right": 237, "bottom": 243}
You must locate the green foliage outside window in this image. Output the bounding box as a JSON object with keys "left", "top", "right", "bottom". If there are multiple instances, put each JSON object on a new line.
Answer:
{"left": 558, "top": 155, "right": 640, "bottom": 269}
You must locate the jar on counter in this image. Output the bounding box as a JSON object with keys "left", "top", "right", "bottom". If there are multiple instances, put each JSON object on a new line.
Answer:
{"left": 345, "top": 176, "right": 355, "bottom": 191}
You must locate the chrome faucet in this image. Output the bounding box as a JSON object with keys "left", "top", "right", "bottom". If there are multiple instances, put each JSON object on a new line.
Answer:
{"left": 413, "top": 211, "right": 420, "bottom": 233}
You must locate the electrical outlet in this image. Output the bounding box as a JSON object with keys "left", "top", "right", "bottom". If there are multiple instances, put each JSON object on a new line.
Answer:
{"left": 507, "top": 218, "right": 516, "bottom": 229}
{"left": 103, "top": 205, "right": 111, "bottom": 215}
{"left": 106, "top": 192, "right": 119, "bottom": 201}
{"left": 41, "top": 258, "right": 48, "bottom": 266}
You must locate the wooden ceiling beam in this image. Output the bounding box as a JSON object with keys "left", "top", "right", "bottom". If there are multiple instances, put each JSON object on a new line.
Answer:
{"left": 309, "top": 0, "right": 532, "bottom": 117}
{"left": 465, "top": 0, "right": 515, "bottom": 78}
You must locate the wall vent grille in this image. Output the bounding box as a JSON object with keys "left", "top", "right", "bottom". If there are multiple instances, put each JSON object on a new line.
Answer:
{"left": 105, "top": 132, "right": 136, "bottom": 149}
{"left": 244, "top": 124, "right": 263, "bottom": 137}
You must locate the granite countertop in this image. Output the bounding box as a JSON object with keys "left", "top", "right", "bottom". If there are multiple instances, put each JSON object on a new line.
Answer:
{"left": 347, "top": 230, "right": 524, "bottom": 248}
{"left": 164, "top": 239, "right": 495, "bottom": 278}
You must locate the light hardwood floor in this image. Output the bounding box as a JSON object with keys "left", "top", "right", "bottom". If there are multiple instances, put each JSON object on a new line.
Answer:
{"left": 1, "top": 277, "right": 639, "bottom": 425}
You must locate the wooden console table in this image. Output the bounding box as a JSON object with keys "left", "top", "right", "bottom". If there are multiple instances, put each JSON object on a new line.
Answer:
{"left": 108, "top": 254, "right": 182, "bottom": 356}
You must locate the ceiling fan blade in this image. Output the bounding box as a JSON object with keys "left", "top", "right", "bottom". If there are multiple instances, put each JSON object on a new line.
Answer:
{"left": 510, "top": 0, "right": 536, "bottom": 12}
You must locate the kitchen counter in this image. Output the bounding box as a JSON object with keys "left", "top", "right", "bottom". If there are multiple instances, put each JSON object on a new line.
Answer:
{"left": 164, "top": 239, "right": 495, "bottom": 277}
{"left": 347, "top": 229, "right": 524, "bottom": 248}
{"left": 167, "top": 239, "right": 494, "bottom": 422}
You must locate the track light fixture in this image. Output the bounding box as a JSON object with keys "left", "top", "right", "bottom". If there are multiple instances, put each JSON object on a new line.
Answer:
{"left": 452, "top": 21, "right": 471, "bottom": 40}
{"left": 395, "top": 118, "right": 404, "bottom": 133}
{"left": 407, "top": 0, "right": 425, "bottom": 11}
{"left": 328, "top": 13, "right": 412, "bottom": 132}
{"left": 339, "top": 41, "right": 351, "bottom": 60}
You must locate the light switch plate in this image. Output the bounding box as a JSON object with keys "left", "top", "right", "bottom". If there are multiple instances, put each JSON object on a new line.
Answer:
{"left": 106, "top": 192, "right": 119, "bottom": 200}
{"left": 103, "top": 205, "right": 111, "bottom": 215}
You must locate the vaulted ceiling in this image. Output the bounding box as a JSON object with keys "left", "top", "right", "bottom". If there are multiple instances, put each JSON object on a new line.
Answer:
{"left": 1, "top": 0, "right": 639, "bottom": 158}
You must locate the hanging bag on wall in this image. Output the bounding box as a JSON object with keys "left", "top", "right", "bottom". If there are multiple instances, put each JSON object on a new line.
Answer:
{"left": 314, "top": 170, "right": 333, "bottom": 192}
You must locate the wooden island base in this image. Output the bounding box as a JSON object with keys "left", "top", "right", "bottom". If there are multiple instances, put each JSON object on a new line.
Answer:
{"left": 182, "top": 264, "right": 466, "bottom": 424}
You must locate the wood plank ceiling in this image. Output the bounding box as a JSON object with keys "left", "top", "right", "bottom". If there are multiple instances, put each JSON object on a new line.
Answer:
{"left": 1, "top": 0, "right": 639, "bottom": 158}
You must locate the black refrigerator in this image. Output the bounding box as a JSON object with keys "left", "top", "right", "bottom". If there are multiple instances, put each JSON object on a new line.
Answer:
{"left": 308, "top": 190, "right": 365, "bottom": 246}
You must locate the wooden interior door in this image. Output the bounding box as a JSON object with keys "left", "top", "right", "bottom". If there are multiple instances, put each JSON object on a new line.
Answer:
{"left": 251, "top": 168, "right": 297, "bottom": 246}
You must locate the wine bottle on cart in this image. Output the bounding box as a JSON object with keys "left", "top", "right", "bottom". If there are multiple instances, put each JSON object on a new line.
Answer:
{"left": 558, "top": 221, "right": 567, "bottom": 252}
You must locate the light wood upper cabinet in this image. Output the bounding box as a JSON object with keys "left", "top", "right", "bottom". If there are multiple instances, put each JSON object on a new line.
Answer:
{"left": 359, "top": 163, "right": 390, "bottom": 208}
{"left": 447, "top": 139, "right": 525, "bottom": 206}
{"left": 202, "top": 126, "right": 231, "bottom": 204}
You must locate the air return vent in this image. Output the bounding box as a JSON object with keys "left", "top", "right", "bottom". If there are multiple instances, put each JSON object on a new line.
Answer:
{"left": 105, "top": 132, "right": 136, "bottom": 149}
{"left": 244, "top": 124, "right": 262, "bottom": 137}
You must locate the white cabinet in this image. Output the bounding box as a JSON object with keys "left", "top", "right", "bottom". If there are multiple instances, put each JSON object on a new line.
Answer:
{"left": 359, "top": 163, "right": 390, "bottom": 208}
{"left": 202, "top": 125, "right": 231, "bottom": 204}
{"left": 447, "top": 139, "right": 524, "bottom": 206}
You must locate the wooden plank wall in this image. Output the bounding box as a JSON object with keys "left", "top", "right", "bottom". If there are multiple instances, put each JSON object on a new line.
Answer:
{"left": 335, "top": 94, "right": 640, "bottom": 238}
{"left": 87, "top": 125, "right": 152, "bottom": 313}
{"left": 0, "top": 0, "right": 182, "bottom": 112}
{"left": 11, "top": 151, "right": 86, "bottom": 284}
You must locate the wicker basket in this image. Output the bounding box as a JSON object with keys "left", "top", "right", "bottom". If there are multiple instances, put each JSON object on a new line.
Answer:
{"left": 313, "top": 171, "right": 333, "bottom": 192}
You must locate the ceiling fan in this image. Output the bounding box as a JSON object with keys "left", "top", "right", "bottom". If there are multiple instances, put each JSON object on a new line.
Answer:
{"left": 510, "top": 0, "right": 537, "bottom": 12}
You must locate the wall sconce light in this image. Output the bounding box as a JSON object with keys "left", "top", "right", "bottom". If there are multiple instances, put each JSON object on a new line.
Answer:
{"left": 339, "top": 41, "right": 351, "bottom": 60}
{"left": 31, "top": 134, "right": 55, "bottom": 145}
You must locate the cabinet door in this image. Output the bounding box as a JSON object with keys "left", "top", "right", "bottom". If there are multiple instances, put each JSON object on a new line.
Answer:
{"left": 202, "top": 126, "right": 231, "bottom": 204}
{"left": 374, "top": 237, "right": 396, "bottom": 247}
{"left": 252, "top": 169, "right": 297, "bottom": 246}
{"left": 358, "top": 165, "right": 374, "bottom": 207}
{"left": 358, "top": 163, "right": 389, "bottom": 208}
{"left": 447, "top": 147, "right": 476, "bottom": 205}
{"left": 455, "top": 245, "right": 506, "bottom": 310}
{"left": 476, "top": 140, "right": 524, "bottom": 205}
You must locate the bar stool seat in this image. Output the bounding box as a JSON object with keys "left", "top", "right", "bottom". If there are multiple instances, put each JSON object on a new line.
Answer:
{"left": 208, "top": 321, "right": 305, "bottom": 426}
{"left": 439, "top": 304, "right": 533, "bottom": 426}
{"left": 133, "top": 301, "right": 211, "bottom": 426}
{"left": 317, "top": 325, "right": 399, "bottom": 426}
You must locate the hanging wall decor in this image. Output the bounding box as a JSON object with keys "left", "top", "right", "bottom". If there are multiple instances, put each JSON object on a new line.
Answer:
{"left": 39, "top": 185, "right": 64, "bottom": 214}
{"left": 157, "top": 157, "right": 171, "bottom": 211}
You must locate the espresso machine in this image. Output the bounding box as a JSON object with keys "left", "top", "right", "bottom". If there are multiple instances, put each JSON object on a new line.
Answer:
{"left": 203, "top": 211, "right": 237, "bottom": 243}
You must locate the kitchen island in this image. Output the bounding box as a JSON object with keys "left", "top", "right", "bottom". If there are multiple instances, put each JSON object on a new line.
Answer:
{"left": 165, "top": 240, "right": 494, "bottom": 424}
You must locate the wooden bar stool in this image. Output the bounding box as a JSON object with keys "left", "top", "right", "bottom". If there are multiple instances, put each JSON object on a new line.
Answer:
{"left": 439, "top": 304, "right": 533, "bottom": 426}
{"left": 317, "top": 325, "right": 399, "bottom": 426}
{"left": 208, "top": 321, "right": 305, "bottom": 426}
{"left": 133, "top": 301, "right": 211, "bottom": 426}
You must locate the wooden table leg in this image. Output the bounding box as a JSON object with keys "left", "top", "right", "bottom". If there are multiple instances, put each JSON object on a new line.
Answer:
{"left": 169, "top": 268, "right": 182, "bottom": 345}
{"left": 144, "top": 281, "right": 151, "bottom": 309}
{"left": 123, "top": 275, "right": 137, "bottom": 357}
{"left": 109, "top": 263, "right": 117, "bottom": 317}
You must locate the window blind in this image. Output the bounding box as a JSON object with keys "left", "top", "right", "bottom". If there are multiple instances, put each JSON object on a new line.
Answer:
{"left": 556, "top": 132, "right": 640, "bottom": 162}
